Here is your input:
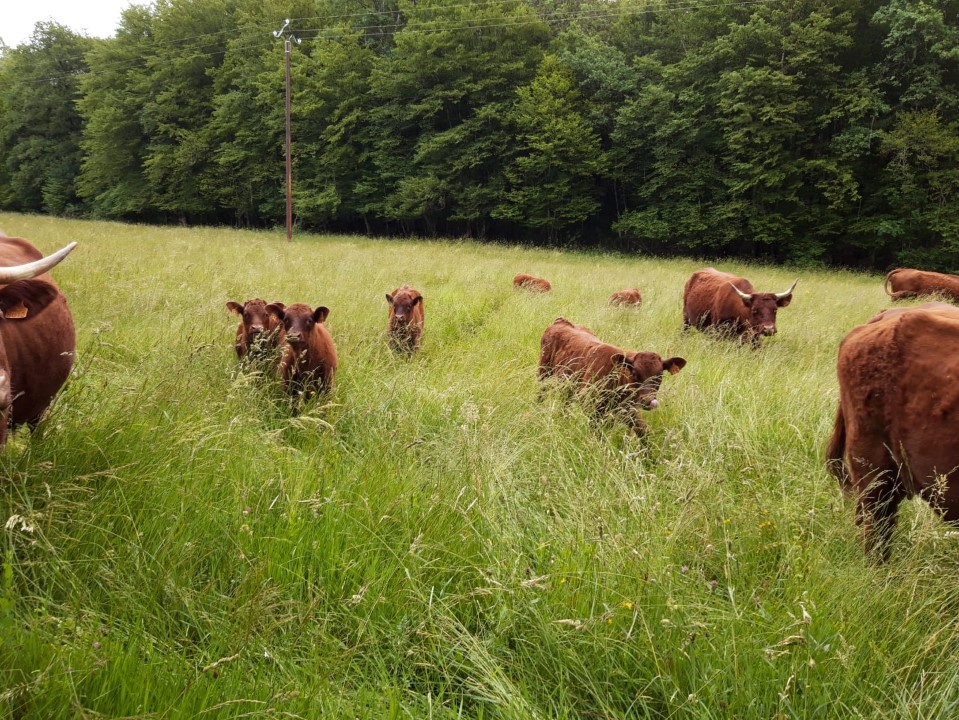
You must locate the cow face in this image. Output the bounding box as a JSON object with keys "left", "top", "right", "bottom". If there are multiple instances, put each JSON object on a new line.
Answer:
{"left": 386, "top": 290, "right": 422, "bottom": 326}
{"left": 730, "top": 281, "right": 797, "bottom": 337}
{"left": 269, "top": 303, "right": 329, "bottom": 350}
{"left": 228, "top": 298, "right": 277, "bottom": 343}
{"left": 614, "top": 352, "right": 686, "bottom": 410}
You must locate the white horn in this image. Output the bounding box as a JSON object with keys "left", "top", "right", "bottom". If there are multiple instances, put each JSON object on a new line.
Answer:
{"left": 728, "top": 282, "right": 752, "bottom": 301}
{"left": 0, "top": 242, "right": 77, "bottom": 284}
{"left": 775, "top": 279, "right": 798, "bottom": 300}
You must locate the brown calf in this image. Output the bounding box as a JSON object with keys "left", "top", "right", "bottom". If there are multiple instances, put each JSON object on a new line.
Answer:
{"left": 538, "top": 317, "right": 685, "bottom": 435}
{"left": 513, "top": 273, "right": 552, "bottom": 292}
{"left": 0, "top": 237, "right": 77, "bottom": 447}
{"left": 884, "top": 268, "right": 959, "bottom": 302}
{"left": 609, "top": 288, "right": 643, "bottom": 307}
{"left": 386, "top": 285, "right": 424, "bottom": 353}
{"left": 682, "top": 268, "right": 796, "bottom": 345}
{"left": 826, "top": 302, "right": 959, "bottom": 561}
{"left": 226, "top": 298, "right": 285, "bottom": 360}
{"left": 266, "top": 303, "right": 338, "bottom": 397}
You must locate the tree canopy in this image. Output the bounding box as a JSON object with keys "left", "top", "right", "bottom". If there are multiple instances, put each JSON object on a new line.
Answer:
{"left": 1, "top": 0, "right": 958, "bottom": 270}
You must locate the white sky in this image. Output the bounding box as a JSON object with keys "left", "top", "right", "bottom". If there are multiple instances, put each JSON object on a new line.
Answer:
{"left": 1, "top": 0, "right": 144, "bottom": 49}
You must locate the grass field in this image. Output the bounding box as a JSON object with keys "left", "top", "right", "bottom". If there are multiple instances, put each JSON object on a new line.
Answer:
{"left": 2, "top": 213, "right": 959, "bottom": 719}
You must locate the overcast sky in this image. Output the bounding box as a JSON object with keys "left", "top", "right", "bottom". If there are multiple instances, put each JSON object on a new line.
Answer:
{"left": 1, "top": 0, "right": 143, "bottom": 49}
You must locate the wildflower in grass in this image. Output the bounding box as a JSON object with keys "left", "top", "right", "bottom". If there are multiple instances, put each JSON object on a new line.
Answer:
{"left": 759, "top": 519, "right": 775, "bottom": 530}
{"left": 681, "top": 565, "right": 689, "bottom": 574}
{"left": 621, "top": 601, "right": 634, "bottom": 610}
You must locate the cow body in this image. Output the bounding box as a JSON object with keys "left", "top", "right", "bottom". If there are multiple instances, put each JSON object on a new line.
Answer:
{"left": 537, "top": 317, "right": 685, "bottom": 434}
{"left": 884, "top": 268, "right": 959, "bottom": 302}
{"left": 267, "top": 303, "right": 337, "bottom": 397}
{"left": 609, "top": 288, "right": 642, "bottom": 307}
{"left": 386, "top": 285, "right": 424, "bottom": 353}
{"left": 227, "top": 298, "right": 284, "bottom": 360}
{"left": 682, "top": 268, "right": 796, "bottom": 345}
{"left": 513, "top": 273, "right": 552, "bottom": 292}
{"left": 0, "top": 236, "right": 77, "bottom": 446}
{"left": 826, "top": 303, "right": 959, "bottom": 561}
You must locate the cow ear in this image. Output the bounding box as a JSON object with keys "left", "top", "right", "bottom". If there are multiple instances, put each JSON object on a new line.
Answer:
{"left": 386, "top": 293, "right": 394, "bottom": 305}
{"left": 663, "top": 357, "right": 687, "bottom": 375}
{"left": 611, "top": 352, "right": 631, "bottom": 367}
{"left": 227, "top": 301, "right": 243, "bottom": 315}
{"left": 270, "top": 301, "right": 286, "bottom": 310}
{"left": 265, "top": 303, "right": 285, "bottom": 320}
{"left": 313, "top": 306, "right": 330, "bottom": 323}
{"left": 776, "top": 294, "right": 792, "bottom": 308}
{"left": 413, "top": 294, "right": 423, "bottom": 306}
{"left": 0, "top": 280, "right": 59, "bottom": 321}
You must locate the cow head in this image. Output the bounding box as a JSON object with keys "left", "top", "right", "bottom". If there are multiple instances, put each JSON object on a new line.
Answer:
{"left": 227, "top": 298, "right": 283, "bottom": 344}
{"left": 729, "top": 280, "right": 797, "bottom": 336}
{"left": 268, "top": 302, "right": 328, "bottom": 350}
{"left": 0, "top": 241, "right": 77, "bottom": 445}
{"left": 613, "top": 352, "right": 686, "bottom": 410}
{"left": 386, "top": 288, "right": 422, "bottom": 326}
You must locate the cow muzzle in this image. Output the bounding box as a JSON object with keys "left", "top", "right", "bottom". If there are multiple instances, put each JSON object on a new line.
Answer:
{"left": 760, "top": 325, "right": 777, "bottom": 336}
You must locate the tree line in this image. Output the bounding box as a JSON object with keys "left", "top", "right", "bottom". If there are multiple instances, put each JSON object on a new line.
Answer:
{"left": 1, "top": 0, "right": 957, "bottom": 270}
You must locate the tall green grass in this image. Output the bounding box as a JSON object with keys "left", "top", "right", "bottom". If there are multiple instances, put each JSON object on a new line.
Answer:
{"left": 2, "top": 213, "right": 959, "bottom": 719}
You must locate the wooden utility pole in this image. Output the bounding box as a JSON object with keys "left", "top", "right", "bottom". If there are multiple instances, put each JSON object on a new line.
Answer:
{"left": 274, "top": 19, "right": 299, "bottom": 241}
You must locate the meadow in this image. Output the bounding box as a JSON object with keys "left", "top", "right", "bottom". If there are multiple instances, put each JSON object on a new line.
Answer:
{"left": 2, "top": 213, "right": 959, "bottom": 719}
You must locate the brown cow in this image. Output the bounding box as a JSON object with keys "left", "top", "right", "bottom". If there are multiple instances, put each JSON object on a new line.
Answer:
{"left": 826, "top": 302, "right": 959, "bottom": 561}
{"left": 884, "top": 268, "right": 959, "bottom": 302}
{"left": 513, "top": 273, "right": 552, "bottom": 292}
{"left": 226, "top": 298, "right": 285, "bottom": 360}
{"left": 0, "top": 237, "right": 77, "bottom": 447}
{"left": 609, "top": 288, "right": 643, "bottom": 307}
{"left": 538, "top": 317, "right": 685, "bottom": 435}
{"left": 386, "top": 285, "right": 424, "bottom": 353}
{"left": 266, "top": 302, "right": 338, "bottom": 397}
{"left": 682, "top": 268, "right": 797, "bottom": 345}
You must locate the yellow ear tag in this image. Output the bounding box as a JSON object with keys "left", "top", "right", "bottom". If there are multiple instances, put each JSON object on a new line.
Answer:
{"left": 4, "top": 303, "right": 28, "bottom": 319}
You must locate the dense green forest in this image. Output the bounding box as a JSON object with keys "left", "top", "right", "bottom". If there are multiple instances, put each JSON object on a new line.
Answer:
{"left": 1, "top": 0, "right": 957, "bottom": 269}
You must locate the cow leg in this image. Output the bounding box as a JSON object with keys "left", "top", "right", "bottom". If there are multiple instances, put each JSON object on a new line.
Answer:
{"left": 855, "top": 478, "right": 905, "bottom": 563}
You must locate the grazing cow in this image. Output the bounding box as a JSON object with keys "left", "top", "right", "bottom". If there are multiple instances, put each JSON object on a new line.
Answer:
{"left": 0, "top": 236, "right": 77, "bottom": 447}
{"left": 513, "top": 273, "right": 552, "bottom": 292}
{"left": 266, "top": 302, "right": 337, "bottom": 397}
{"left": 826, "top": 302, "right": 959, "bottom": 561}
{"left": 226, "top": 298, "right": 285, "bottom": 360}
{"left": 386, "top": 285, "right": 424, "bottom": 353}
{"left": 538, "top": 317, "right": 685, "bottom": 435}
{"left": 884, "top": 268, "right": 959, "bottom": 303}
{"left": 682, "top": 268, "right": 797, "bottom": 345}
{"left": 609, "top": 288, "right": 643, "bottom": 307}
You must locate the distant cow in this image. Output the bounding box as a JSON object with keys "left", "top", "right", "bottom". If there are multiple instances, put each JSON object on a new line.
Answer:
{"left": 884, "top": 268, "right": 959, "bottom": 303}
{"left": 0, "top": 236, "right": 77, "bottom": 447}
{"left": 226, "top": 298, "right": 284, "bottom": 360}
{"left": 682, "top": 268, "right": 797, "bottom": 345}
{"left": 513, "top": 273, "right": 552, "bottom": 292}
{"left": 609, "top": 288, "right": 642, "bottom": 307}
{"left": 266, "top": 303, "right": 338, "bottom": 397}
{"left": 826, "top": 303, "right": 959, "bottom": 561}
{"left": 386, "top": 285, "right": 424, "bottom": 353}
{"left": 538, "top": 317, "right": 685, "bottom": 435}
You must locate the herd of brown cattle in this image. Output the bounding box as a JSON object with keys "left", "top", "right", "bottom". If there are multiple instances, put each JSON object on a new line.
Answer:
{"left": 1, "top": 230, "right": 958, "bottom": 563}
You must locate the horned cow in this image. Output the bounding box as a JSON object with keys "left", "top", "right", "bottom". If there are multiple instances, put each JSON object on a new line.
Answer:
{"left": 538, "top": 317, "right": 685, "bottom": 435}
{"left": 266, "top": 302, "right": 338, "bottom": 397}
{"left": 0, "top": 236, "right": 77, "bottom": 447}
{"left": 386, "top": 285, "right": 424, "bottom": 354}
{"left": 682, "top": 268, "right": 797, "bottom": 345}
{"left": 826, "top": 302, "right": 959, "bottom": 561}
